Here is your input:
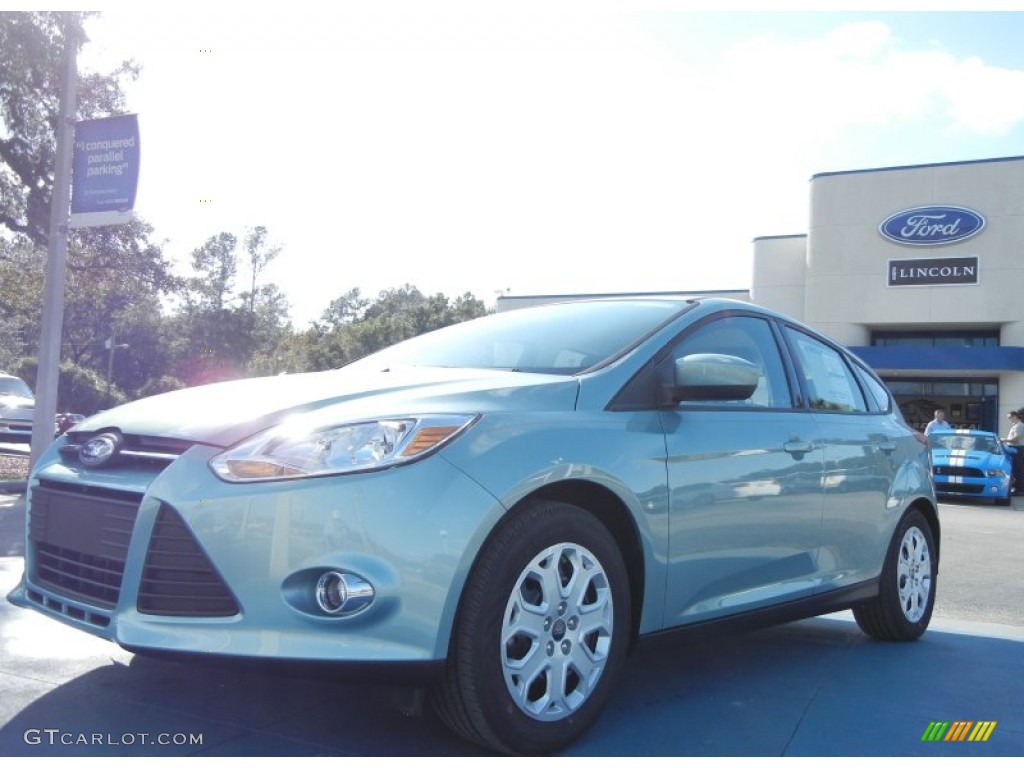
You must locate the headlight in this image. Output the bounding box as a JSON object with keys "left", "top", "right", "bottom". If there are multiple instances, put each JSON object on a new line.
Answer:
{"left": 986, "top": 469, "right": 1007, "bottom": 478}
{"left": 210, "top": 414, "right": 477, "bottom": 482}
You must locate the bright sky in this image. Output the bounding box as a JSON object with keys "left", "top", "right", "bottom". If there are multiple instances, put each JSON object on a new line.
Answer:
{"left": 72, "top": 1, "right": 1024, "bottom": 326}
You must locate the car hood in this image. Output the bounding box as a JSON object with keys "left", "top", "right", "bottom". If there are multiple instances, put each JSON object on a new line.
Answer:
{"left": 69, "top": 366, "right": 580, "bottom": 447}
{"left": 931, "top": 449, "right": 1004, "bottom": 466}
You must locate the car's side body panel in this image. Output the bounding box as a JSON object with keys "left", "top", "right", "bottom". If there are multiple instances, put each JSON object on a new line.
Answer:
{"left": 6, "top": 297, "right": 939, "bottom": 755}
{"left": 661, "top": 408, "right": 826, "bottom": 624}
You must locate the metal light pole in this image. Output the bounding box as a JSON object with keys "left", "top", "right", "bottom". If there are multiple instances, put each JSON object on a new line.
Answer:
{"left": 30, "top": 13, "right": 78, "bottom": 470}
{"left": 105, "top": 333, "right": 129, "bottom": 408}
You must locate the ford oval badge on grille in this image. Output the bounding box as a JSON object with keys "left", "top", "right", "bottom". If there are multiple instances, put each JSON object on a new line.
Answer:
{"left": 79, "top": 432, "right": 123, "bottom": 467}
{"left": 879, "top": 205, "right": 985, "bottom": 247}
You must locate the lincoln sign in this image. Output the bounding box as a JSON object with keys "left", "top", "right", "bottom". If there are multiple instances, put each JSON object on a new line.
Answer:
{"left": 888, "top": 257, "right": 979, "bottom": 287}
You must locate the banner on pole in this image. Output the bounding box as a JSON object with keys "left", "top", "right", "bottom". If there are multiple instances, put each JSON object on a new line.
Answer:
{"left": 69, "top": 114, "right": 140, "bottom": 228}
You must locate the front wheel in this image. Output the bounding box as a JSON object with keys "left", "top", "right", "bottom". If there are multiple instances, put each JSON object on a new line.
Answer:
{"left": 432, "top": 500, "right": 631, "bottom": 754}
{"left": 853, "top": 509, "right": 937, "bottom": 641}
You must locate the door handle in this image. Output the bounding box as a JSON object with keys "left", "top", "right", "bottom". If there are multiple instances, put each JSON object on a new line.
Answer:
{"left": 784, "top": 439, "right": 814, "bottom": 456}
{"left": 876, "top": 439, "right": 897, "bottom": 454}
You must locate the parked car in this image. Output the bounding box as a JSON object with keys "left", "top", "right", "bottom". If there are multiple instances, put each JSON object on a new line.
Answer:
{"left": 54, "top": 412, "right": 86, "bottom": 436}
{"left": 928, "top": 428, "right": 1013, "bottom": 506}
{"left": 7, "top": 297, "right": 938, "bottom": 754}
{"left": 0, "top": 372, "right": 34, "bottom": 443}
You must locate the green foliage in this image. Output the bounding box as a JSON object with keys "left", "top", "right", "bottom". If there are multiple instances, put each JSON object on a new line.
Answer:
{"left": 63, "top": 218, "right": 177, "bottom": 371}
{"left": 169, "top": 229, "right": 294, "bottom": 386}
{"left": 135, "top": 374, "right": 188, "bottom": 399}
{"left": 15, "top": 357, "right": 127, "bottom": 414}
{"left": 0, "top": 236, "right": 45, "bottom": 369}
{"left": 307, "top": 284, "right": 490, "bottom": 370}
{"left": 243, "top": 226, "right": 281, "bottom": 313}
{"left": 188, "top": 232, "right": 238, "bottom": 312}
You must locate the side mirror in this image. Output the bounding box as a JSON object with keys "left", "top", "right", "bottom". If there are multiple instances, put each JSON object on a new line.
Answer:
{"left": 662, "top": 353, "right": 760, "bottom": 405}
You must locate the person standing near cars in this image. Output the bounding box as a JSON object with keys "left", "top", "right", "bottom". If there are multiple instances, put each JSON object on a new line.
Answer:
{"left": 924, "top": 408, "right": 952, "bottom": 436}
{"left": 1003, "top": 409, "right": 1024, "bottom": 494}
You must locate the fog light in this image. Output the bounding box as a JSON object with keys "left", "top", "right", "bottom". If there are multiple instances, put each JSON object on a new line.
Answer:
{"left": 315, "top": 571, "right": 375, "bottom": 616}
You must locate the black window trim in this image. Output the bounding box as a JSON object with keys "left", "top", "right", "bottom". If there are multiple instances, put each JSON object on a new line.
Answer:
{"left": 779, "top": 322, "right": 875, "bottom": 416}
{"left": 609, "top": 309, "right": 804, "bottom": 413}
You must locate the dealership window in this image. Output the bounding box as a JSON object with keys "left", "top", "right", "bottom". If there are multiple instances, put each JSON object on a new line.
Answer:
{"left": 871, "top": 330, "right": 1000, "bottom": 348}
{"left": 884, "top": 378, "right": 999, "bottom": 432}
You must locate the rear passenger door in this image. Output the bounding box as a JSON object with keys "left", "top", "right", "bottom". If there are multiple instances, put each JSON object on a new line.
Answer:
{"left": 781, "top": 326, "right": 904, "bottom": 589}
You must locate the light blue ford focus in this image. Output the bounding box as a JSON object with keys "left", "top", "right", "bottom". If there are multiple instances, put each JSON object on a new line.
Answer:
{"left": 8, "top": 297, "right": 938, "bottom": 754}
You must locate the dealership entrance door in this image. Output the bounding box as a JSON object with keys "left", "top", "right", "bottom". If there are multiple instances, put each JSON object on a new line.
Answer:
{"left": 884, "top": 378, "right": 999, "bottom": 433}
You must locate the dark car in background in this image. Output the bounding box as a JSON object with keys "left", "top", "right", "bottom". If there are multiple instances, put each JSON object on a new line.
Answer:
{"left": 55, "top": 412, "right": 86, "bottom": 436}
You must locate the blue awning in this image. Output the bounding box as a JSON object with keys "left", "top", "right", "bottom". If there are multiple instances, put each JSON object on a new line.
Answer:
{"left": 849, "top": 346, "right": 1024, "bottom": 372}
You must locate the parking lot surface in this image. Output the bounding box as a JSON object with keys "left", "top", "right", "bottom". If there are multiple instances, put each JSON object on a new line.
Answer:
{"left": 1, "top": 490, "right": 1022, "bottom": 757}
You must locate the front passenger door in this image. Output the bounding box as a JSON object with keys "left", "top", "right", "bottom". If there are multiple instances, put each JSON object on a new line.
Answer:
{"left": 661, "top": 314, "right": 825, "bottom": 628}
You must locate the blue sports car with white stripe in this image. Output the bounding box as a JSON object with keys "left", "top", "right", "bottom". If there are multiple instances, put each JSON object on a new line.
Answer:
{"left": 929, "top": 429, "right": 1013, "bottom": 505}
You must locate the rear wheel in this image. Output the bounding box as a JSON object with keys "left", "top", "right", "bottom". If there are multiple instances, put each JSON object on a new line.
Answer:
{"left": 432, "top": 500, "right": 630, "bottom": 754}
{"left": 853, "top": 509, "right": 936, "bottom": 641}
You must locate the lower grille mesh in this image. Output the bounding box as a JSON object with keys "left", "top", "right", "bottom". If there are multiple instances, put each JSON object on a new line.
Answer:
{"left": 29, "top": 482, "right": 140, "bottom": 608}
{"left": 138, "top": 505, "right": 240, "bottom": 617}
{"left": 935, "top": 482, "right": 984, "bottom": 495}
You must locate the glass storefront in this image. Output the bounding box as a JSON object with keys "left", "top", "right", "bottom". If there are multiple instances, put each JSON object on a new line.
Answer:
{"left": 884, "top": 378, "right": 999, "bottom": 433}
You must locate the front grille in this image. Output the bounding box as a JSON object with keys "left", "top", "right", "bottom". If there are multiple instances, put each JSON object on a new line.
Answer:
{"left": 935, "top": 481, "right": 984, "bottom": 495}
{"left": 29, "top": 481, "right": 141, "bottom": 608}
{"left": 934, "top": 466, "right": 984, "bottom": 479}
{"left": 138, "top": 505, "right": 239, "bottom": 617}
{"left": 59, "top": 432, "right": 195, "bottom": 470}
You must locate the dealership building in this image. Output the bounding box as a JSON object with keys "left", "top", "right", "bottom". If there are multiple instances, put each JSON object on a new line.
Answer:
{"left": 499, "top": 155, "right": 1024, "bottom": 433}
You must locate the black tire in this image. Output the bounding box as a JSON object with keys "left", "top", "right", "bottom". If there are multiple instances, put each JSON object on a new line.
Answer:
{"left": 432, "top": 500, "right": 631, "bottom": 755}
{"left": 853, "top": 509, "right": 936, "bottom": 641}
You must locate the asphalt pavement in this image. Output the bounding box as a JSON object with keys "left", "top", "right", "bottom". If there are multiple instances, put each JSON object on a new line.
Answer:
{"left": 1, "top": 490, "right": 1022, "bottom": 758}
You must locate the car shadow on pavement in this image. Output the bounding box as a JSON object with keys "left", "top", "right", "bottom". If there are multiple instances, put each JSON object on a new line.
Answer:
{"left": 1, "top": 613, "right": 1021, "bottom": 757}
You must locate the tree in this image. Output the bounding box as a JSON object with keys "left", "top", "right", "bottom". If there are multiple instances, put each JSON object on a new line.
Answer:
{"left": 0, "top": 236, "right": 45, "bottom": 369}
{"left": 0, "top": 11, "right": 138, "bottom": 247}
{"left": 307, "top": 285, "right": 490, "bottom": 370}
{"left": 169, "top": 228, "right": 293, "bottom": 386}
{"left": 243, "top": 225, "right": 281, "bottom": 313}
{"left": 14, "top": 358, "right": 127, "bottom": 414}
{"left": 61, "top": 218, "right": 177, "bottom": 371}
{"left": 187, "top": 232, "right": 238, "bottom": 312}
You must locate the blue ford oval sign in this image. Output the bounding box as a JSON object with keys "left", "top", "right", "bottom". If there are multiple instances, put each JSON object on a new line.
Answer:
{"left": 879, "top": 205, "right": 985, "bottom": 247}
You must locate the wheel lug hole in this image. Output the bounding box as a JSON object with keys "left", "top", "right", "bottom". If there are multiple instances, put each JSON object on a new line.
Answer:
{"left": 558, "top": 602, "right": 567, "bottom": 616}
{"left": 567, "top": 616, "right": 578, "bottom": 631}
{"left": 546, "top": 641, "right": 555, "bottom": 656}
{"left": 561, "top": 640, "right": 571, "bottom": 654}
{"left": 543, "top": 618, "right": 552, "bottom": 632}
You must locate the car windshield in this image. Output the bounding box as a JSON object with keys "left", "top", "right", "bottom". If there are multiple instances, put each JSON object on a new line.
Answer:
{"left": 929, "top": 433, "right": 1000, "bottom": 454}
{"left": 0, "top": 376, "right": 33, "bottom": 398}
{"left": 349, "top": 300, "right": 689, "bottom": 374}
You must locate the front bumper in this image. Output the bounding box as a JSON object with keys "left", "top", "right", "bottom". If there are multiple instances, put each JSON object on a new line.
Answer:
{"left": 932, "top": 467, "right": 1010, "bottom": 499}
{"left": 8, "top": 442, "right": 502, "bottom": 666}
{"left": 0, "top": 420, "right": 33, "bottom": 441}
